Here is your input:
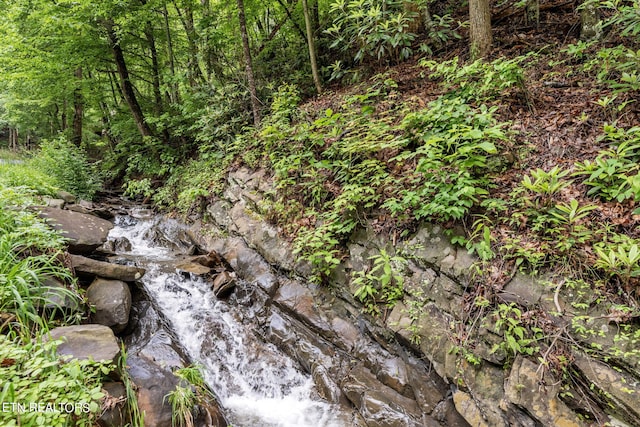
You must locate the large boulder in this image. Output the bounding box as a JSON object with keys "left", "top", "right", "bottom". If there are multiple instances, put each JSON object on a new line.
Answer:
{"left": 37, "top": 207, "right": 113, "bottom": 254}
{"left": 87, "top": 278, "right": 132, "bottom": 334}
{"left": 70, "top": 254, "right": 145, "bottom": 281}
{"left": 48, "top": 324, "right": 120, "bottom": 363}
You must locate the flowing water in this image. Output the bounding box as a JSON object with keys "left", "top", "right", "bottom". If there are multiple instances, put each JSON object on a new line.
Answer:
{"left": 109, "top": 215, "right": 347, "bottom": 427}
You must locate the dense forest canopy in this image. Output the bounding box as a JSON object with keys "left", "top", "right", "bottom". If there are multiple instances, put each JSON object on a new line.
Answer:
{"left": 1, "top": 0, "right": 621, "bottom": 173}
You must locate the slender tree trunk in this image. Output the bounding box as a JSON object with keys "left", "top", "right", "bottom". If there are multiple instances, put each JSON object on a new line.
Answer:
{"left": 162, "top": 5, "right": 180, "bottom": 103}
{"left": 61, "top": 100, "right": 68, "bottom": 131}
{"left": 302, "top": 0, "right": 322, "bottom": 94}
{"left": 9, "top": 128, "right": 18, "bottom": 151}
{"left": 72, "top": 67, "right": 83, "bottom": 145}
{"left": 237, "top": 0, "right": 261, "bottom": 126}
{"left": 172, "top": 0, "right": 204, "bottom": 87}
{"left": 104, "top": 20, "right": 154, "bottom": 138}
{"left": 469, "top": 0, "right": 492, "bottom": 59}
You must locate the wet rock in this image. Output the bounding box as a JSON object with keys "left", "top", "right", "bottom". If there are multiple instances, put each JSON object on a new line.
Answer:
{"left": 36, "top": 206, "right": 114, "bottom": 254}
{"left": 99, "top": 382, "right": 126, "bottom": 427}
{"left": 129, "top": 207, "right": 154, "bottom": 220}
{"left": 341, "top": 365, "right": 430, "bottom": 427}
{"left": 87, "top": 278, "right": 132, "bottom": 333}
{"left": 273, "top": 279, "right": 332, "bottom": 335}
{"left": 312, "top": 363, "right": 348, "bottom": 405}
{"left": 505, "top": 356, "right": 582, "bottom": 427}
{"left": 48, "top": 324, "right": 119, "bottom": 363}
{"left": 126, "top": 353, "right": 179, "bottom": 427}
{"left": 212, "top": 271, "right": 236, "bottom": 298}
{"left": 113, "top": 237, "right": 132, "bottom": 252}
{"left": 71, "top": 254, "right": 145, "bottom": 281}
{"left": 175, "top": 261, "right": 211, "bottom": 276}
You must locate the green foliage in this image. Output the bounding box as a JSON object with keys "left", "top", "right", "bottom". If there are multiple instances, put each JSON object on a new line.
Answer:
{"left": 520, "top": 166, "right": 571, "bottom": 201}
{"left": 260, "top": 83, "right": 508, "bottom": 281}
{"left": 419, "top": 55, "right": 530, "bottom": 101}
{"left": 326, "top": 0, "right": 418, "bottom": 64}
{"left": 167, "top": 386, "right": 195, "bottom": 427}
{"left": 30, "top": 136, "right": 101, "bottom": 200}
{"left": 594, "top": 234, "right": 640, "bottom": 288}
{"left": 574, "top": 125, "right": 640, "bottom": 202}
{"left": 118, "top": 345, "right": 145, "bottom": 427}
{"left": 352, "top": 249, "right": 407, "bottom": 315}
{"left": 0, "top": 186, "right": 81, "bottom": 339}
{"left": 167, "top": 365, "right": 211, "bottom": 427}
{"left": 384, "top": 97, "right": 506, "bottom": 222}
{"left": 0, "top": 335, "right": 110, "bottom": 427}
{"left": 491, "top": 303, "right": 542, "bottom": 357}
{"left": 0, "top": 163, "right": 58, "bottom": 197}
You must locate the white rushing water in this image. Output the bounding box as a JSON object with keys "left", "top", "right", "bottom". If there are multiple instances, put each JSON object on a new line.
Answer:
{"left": 110, "top": 216, "right": 346, "bottom": 427}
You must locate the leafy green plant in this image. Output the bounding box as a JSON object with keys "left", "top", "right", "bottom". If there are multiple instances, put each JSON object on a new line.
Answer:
{"left": 352, "top": 249, "right": 407, "bottom": 315}
{"left": 166, "top": 386, "right": 196, "bottom": 427}
{"left": 118, "top": 345, "right": 145, "bottom": 427}
{"left": 326, "top": 0, "right": 418, "bottom": 64}
{"left": 0, "top": 335, "right": 110, "bottom": 427}
{"left": 491, "top": 303, "right": 542, "bottom": 357}
{"left": 521, "top": 166, "right": 572, "bottom": 202}
{"left": 574, "top": 125, "right": 640, "bottom": 202}
{"left": 384, "top": 97, "right": 506, "bottom": 222}
{"left": 419, "top": 55, "right": 531, "bottom": 102}
{"left": 594, "top": 235, "right": 640, "bottom": 290}
{"left": 30, "top": 136, "right": 101, "bottom": 200}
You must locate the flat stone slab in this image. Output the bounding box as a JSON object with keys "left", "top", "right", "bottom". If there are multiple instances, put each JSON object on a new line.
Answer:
{"left": 48, "top": 324, "right": 120, "bottom": 363}
{"left": 70, "top": 254, "right": 145, "bottom": 281}
{"left": 36, "top": 207, "right": 114, "bottom": 254}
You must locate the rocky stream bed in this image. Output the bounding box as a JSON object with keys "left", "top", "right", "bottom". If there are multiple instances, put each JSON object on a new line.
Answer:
{"left": 33, "top": 168, "right": 640, "bottom": 427}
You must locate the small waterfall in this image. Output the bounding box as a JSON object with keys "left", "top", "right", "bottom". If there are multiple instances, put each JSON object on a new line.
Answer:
{"left": 109, "top": 216, "right": 346, "bottom": 427}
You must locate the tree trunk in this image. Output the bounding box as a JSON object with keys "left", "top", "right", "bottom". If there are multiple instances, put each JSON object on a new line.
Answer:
{"left": 237, "top": 0, "right": 261, "bottom": 126}
{"left": 104, "top": 20, "right": 154, "bottom": 138}
{"left": 469, "top": 0, "right": 492, "bottom": 59}
{"left": 72, "top": 67, "right": 83, "bottom": 146}
{"left": 162, "top": 5, "right": 179, "bottom": 104}
{"left": 9, "top": 128, "right": 18, "bottom": 151}
{"left": 302, "top": 0, "right": 322, "bottom": 94}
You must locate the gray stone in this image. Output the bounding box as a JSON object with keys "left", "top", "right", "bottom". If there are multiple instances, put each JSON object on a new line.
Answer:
{"left": 41, "top": 276, "right": 80, "bottom": 313}
{"left": 212, "top": 271, "right": 236, "bottom": 298}
{"left": 49, "top": 324, "right": 119, "bottom": 363}
{"left": 574, "top": 353, "right": 640, "bottom": 423}
{"left": 98, "top": 382, "right": 126, "bottom": 427}
{"left": 87, "top": 278, "right": 132, "bottom": 333}
{"left": 45, "top": 198, "right": 65, "bottom": 209}
{"left": 57, "top": 190, "right": 77, "bottom": 203}
{"left": 274, "top": 279, "right": 332, "bottom": 335}
{"left": 501, "top": 273, "right": 546, "bottom": 307}
{"left": 37, "top": 207, "right": 113, "bottom": 254}
{"left": 70, "top": 254, "right": 145, "bottom": 281}
{"left": 341, "top": 365, "right": 426, "bottom": 427}
{"left": 505, "top": 356, "right": 582, "bottom": 427}
{"left": 126, "top": 353, "right": 180, "bottom": 427}
{"left": 175, "top": 261, "right": 211, "bottom": 276}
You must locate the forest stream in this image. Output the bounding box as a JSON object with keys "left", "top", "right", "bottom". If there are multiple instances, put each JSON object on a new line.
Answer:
{"left": 108, "top": 213, "right": 360, "bottom": 427}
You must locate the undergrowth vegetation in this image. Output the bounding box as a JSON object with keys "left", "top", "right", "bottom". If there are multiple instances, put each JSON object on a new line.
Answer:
{"left": 0, "top": 156, "right": 110, "bottom": 426}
